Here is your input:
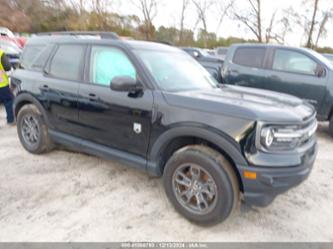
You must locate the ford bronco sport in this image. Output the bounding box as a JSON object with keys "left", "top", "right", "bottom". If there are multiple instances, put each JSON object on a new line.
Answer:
{"left": 12, "top": 33, "right": 318, "bottom": 226}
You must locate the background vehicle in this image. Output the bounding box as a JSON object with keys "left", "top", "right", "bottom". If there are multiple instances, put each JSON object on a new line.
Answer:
{"left": 12, "top": 34, "right": 317, "bottom": 226}
{"left": 222, "top": 44, "right": 333, "bottom": 136}
{"left": 215, "top": 46, "right": 229, "bottom": 60}
{"left": 0, "top": 39, "right": 22, "bottom": 69}
{"left": 203, "top": 48, "right": 216, "bottom": 56}
{"left": 182, "top": 47, "right": 224, "bottom": 82}
{"left": 323, "top": 53, "right": 333, "bottom": 63}
{"left": 0, "top": 27, "right": 26, "bottom": 48}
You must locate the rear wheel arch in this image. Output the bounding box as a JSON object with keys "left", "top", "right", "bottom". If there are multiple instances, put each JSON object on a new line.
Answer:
{"left": 14, "top": 93, "right": 51, "bottom": 127}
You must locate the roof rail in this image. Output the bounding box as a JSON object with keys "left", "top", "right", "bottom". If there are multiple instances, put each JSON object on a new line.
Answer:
{"left": 37, "top": 31, "right": 119, "bottom": 40}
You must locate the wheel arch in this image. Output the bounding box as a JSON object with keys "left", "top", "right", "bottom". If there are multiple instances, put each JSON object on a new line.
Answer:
{"left": 147, "top": 126, "right": 248, "bottom": 191}
{"left": 14, "top": 93, "right": 51, "bottom": 127}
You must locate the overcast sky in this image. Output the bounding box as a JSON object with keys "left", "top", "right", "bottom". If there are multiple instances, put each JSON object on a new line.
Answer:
{"left": 114, "top": 0, "right": 333, "bottom": 47}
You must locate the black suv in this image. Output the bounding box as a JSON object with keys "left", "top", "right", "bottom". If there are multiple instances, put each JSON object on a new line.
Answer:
{"left": 222, "top": 44, "right": 333, "bottom": 136}
{"left": 12, "top": 34, "right": 318, "bottom": 226}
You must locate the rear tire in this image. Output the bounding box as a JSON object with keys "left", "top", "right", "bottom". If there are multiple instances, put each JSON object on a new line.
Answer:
{"left": 163, "top": 145, "right": 239, "bottom": 226}
{"left": 17, "top": 104, "right": 53, "bottom": 154}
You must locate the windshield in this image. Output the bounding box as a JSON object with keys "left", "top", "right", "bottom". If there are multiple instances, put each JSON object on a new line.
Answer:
{"left": 135, "top": 49, "right": 218, "bottom": 91}
{"left": 305, "top": 48, "right": 333, "bottom": 68}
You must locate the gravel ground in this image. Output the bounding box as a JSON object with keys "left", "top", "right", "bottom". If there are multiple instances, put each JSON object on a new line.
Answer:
{"left": 0, "top": 106, "right": 332, "bottom": 242}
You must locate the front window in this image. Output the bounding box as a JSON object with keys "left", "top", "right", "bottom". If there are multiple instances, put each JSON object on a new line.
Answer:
{"left": 135, "top": 50, "right": 218, "bottom": 91}
{"left": 90, "top": 46, "right": 137, "bottom": 86}
{"left": 272, "top": 49, "right": 319, "bottom": 76}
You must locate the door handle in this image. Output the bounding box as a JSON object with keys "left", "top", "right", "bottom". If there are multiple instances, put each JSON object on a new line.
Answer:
{"left": 228, "top": 69, "right": 239, "bottom": 76}
{"left": 269, "top": 75, "right": 281, "bottom": 81}
{"left": 41, "top": 84, "right": 49, "bottom": 90}
{"left": 88, "top": 93, "right": 98, "bottom": 101}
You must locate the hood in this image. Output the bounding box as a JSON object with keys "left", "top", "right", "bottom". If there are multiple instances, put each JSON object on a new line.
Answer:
{"left": 163, "top": 85, "right": 315, "bottom": 123}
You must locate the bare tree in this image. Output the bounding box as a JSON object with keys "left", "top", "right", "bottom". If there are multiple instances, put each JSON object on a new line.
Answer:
{"left": 179, "top": 0, "right": 190, "bottom": 45}
{"left": 131, "top": 0, "right": 158, "bottom": 40}
{"left": 306, "top": 0, "right": 320, "bottom": 48}
{"left": 233, "top": 0, "right": 263, "bottom": 42}
{"left": 277, "top": 7, "right": 298, "bottom": 44}
{"left": 192, "top": 0, "right": 213, "bottom": 46}
{"left": 215, "top": 0, "right": 235, "bottom": 34}
{"left": 265, "top": 10, "right": 278, "bottom": 43}
{"left": 314, "top": 10, "right": 332, "bottom": 47}
{"left": 192, "top": 0, "right": 214, "bottom": 33}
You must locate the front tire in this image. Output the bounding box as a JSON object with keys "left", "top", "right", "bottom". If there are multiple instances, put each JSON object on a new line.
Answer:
{"left": 17, "top": 104, "right": 53, "bottom": 154}
{"left": 163, "top": 145, "right": 239, "bottom": 226}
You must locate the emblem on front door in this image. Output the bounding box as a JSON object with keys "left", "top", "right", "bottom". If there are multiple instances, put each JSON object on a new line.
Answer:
{"left": 133, "top": 123, "right": 142, "bottom": 134}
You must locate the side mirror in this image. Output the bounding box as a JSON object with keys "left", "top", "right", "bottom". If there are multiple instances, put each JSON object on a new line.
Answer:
{"left": 110, "top": 76, "right": 143, "bottom": 92}
{"left": 193, "top": 51, "right": 200, "bottom": 58}
{"left": 316, "top": 65, "right": 326, "bottom": 78}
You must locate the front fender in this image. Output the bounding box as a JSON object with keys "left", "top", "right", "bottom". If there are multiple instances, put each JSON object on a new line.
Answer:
{"left": 147, "top": 124, "right": 249, "bottom": 176}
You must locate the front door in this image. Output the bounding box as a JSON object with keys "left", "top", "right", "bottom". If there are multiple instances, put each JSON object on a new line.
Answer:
{"left": 77, "top": 45, "right": 153, "bottom": 157}
{"left": 265, "top": 48, "right": 328, "bottom": 111}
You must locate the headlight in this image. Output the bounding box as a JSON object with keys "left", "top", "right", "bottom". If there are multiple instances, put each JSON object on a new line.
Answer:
{"left": 259, "top": 121, "right": 317, "bottom": 151}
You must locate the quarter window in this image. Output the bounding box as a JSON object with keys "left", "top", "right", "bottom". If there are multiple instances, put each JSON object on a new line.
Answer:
{"left": 233, "top": 47, "right": 265, "bottom": 68}
{"left": 90, "top": 46, "right": 136, "bottom": 86}
{"left": 272, "top": 49, "right": 318, "bottom": 75}
{"left": 21, "top": 45, "right": 45, "bottom": 69}
{"left": 49, "top": 45, "right": 85, "bottom": 81}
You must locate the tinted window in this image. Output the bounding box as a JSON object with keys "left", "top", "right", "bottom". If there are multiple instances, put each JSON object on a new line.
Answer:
{"left": 31, "top": 45, "right": 54, "bottom": 70}
{"left": 90, "top": 46, "right": 136, "bottom": 86}
{"left": 233, "top": 47, "right": 265, "bottom": 68}
{"left": 49, "top": 45, "right": 85, "bottom": 81}
{"left": 21, "top": 45, "right": 45, "bottom": 69}
{"left": 272, "top": 49, "right": 318, "bottom": 75}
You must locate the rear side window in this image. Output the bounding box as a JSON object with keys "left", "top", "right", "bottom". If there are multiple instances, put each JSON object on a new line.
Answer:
{"left": 49, "top": 45, "right": 85, "bottom": 81}
{"left": 21, "top": 45, "right": 45, "bottom": 69}
{"left": 89, "top": 46, "right": 136, "bottom": 86}
{"left": 233, "top": 47, "right": 265, "bottom": 68}
{"left": 31, "top": 45, "right": 54, "bottom": 70}
{"left": 272, "top": 49, "right": 318, "bottom": 75}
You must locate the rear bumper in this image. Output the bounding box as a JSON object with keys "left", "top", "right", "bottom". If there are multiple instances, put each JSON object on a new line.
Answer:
{"left": 238, "top": 142, "right": 317, "bottom": 207}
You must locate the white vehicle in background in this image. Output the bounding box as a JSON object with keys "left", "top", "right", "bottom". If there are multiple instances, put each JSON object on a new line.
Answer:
{"left": 0, "top": 27, "right": 26, "bottom": 48}
{"left": 0, "top": 27, "right": 16, "bottom": 38}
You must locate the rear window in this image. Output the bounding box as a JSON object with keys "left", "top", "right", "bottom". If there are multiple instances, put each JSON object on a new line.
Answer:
{"left": 21, "top": 45, "right": 45, "bottom": 69}
{"left": 31, "top": 45, "right": 54, "bottom": 70}
{"left": 49, "top": 45, "right": 85, "bottom": 81}
{"left": 233, "top": 47, "right": 265, "bottom": 68}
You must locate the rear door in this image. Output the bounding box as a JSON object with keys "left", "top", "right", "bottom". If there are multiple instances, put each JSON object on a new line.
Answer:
{"left": 265, "top": 48, "right": 328, "bottom": 110}
{"left": 36, "top": 44, "right": 86, "bottom": 135}
{"left": 223, "top": 46, "right": 267, "bottom": 89}
{"left": 77, "top": 45, "right": 154, "bottom": 157}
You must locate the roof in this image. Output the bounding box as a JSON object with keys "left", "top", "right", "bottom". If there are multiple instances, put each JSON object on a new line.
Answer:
{"left": 25, "top": 35, "right": 182, "bottom": 53}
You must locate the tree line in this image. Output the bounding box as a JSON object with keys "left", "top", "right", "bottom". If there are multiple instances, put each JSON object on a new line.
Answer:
{"left": 0, "top": 0, "right": 332, "bottom": 52}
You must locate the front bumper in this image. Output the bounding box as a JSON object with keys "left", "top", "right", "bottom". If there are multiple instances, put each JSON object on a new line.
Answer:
{"left": 238, "top": 142, "right": 318, "bottom": 207}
